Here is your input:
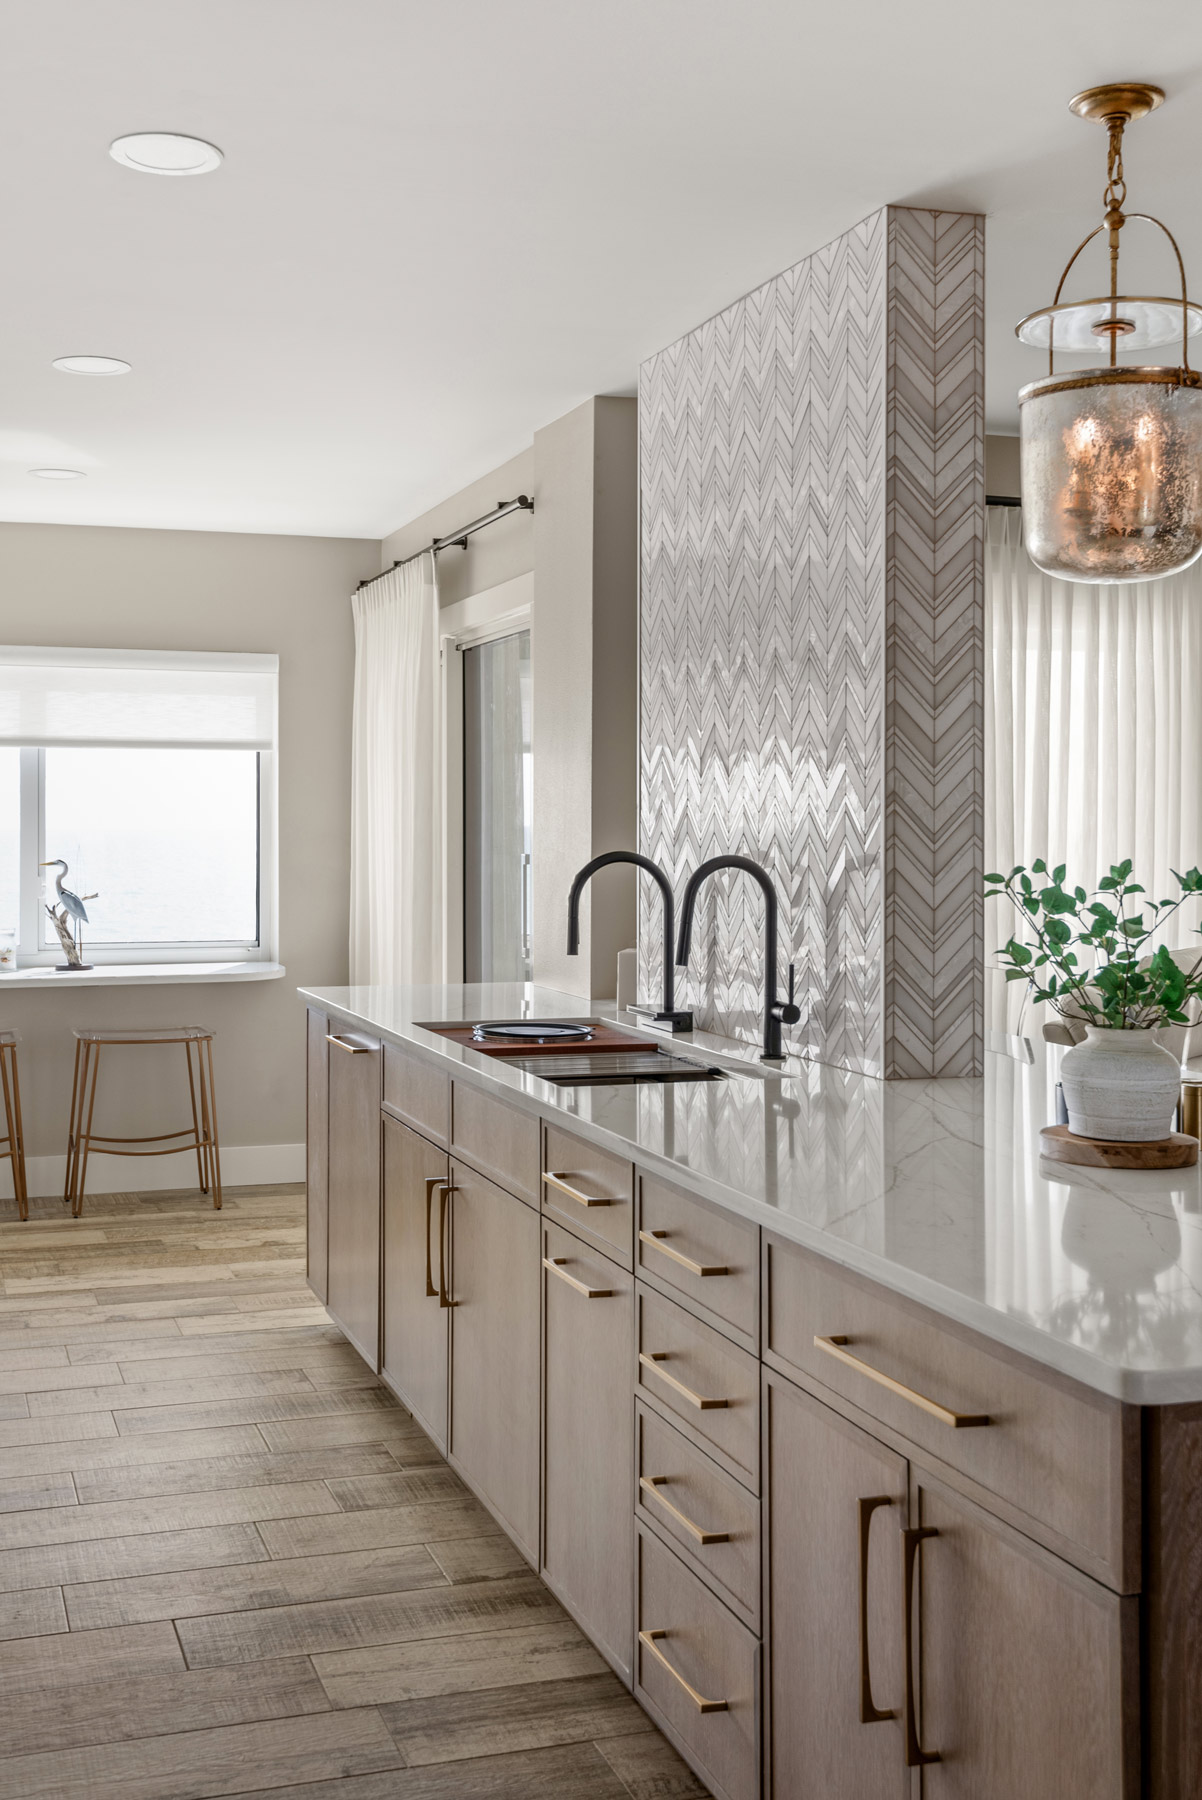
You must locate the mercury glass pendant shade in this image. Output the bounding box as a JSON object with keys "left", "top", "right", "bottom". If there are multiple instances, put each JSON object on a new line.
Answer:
{"left": 1020, "top": 368, "right": 1202, "bottom": 582}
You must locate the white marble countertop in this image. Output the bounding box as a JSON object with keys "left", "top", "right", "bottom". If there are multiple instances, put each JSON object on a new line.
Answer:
{"left": 301, "top": 981, "right": 1202, "bottom": 1406}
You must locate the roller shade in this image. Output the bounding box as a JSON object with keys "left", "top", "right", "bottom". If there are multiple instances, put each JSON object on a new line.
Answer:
{"left": 0, "top": 647, "right": 278, "bottom": 750}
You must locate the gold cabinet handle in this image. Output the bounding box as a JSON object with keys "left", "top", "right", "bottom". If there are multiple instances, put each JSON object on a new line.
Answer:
{"left": 858, "top": 1496, "right": 896, "bottom": 1724}
{"left": 638, "top": 1350, "right": 728, "bottom": 1411}
{"left": 423, "top": 1177, "right": 442, "bottom": 1298}
{"left": 638, "top": 1629, "right": 728, "bottom": 1713}
{"left": 326, "top": 1034, "right": 374, "bottom": 1054}
{"left": 545, "top": 1171, "right": 616, "bottom": 1209}
{"left": 437, "top": 1185, "right": 456, "bottom": 1308}
{"left": 813, "top": 1337, "right": 990, "bottom": 1430}
{"left": 543, "top": 1256, "right": 613, "bottom": 1299}
{"left": 902, "top": 1526, "right": 941, "bottom": 1767}
{"left": 639, "top": 1228, "right": 728, "bottom": 1277}
{"left": 640, "top": 1475, "right": 729, "bottom": 1545}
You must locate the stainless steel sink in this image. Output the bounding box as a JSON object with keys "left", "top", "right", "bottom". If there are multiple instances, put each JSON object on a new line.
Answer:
{"left": 506, "top": 1048, "right": 725, "bottom": 1087}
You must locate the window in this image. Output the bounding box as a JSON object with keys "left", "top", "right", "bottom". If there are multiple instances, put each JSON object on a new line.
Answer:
{"left": 0, "top": 648, "right": 277, "bottom": 966}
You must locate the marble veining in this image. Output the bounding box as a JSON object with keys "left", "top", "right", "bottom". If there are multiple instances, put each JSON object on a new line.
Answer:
{"left": 302, "top": 982, "right": 1202, "bottom": 1404}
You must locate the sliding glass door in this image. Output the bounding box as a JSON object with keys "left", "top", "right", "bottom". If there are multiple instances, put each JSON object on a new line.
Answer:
{"left": 462, "top": 629, "right": 532, "bottom": 983}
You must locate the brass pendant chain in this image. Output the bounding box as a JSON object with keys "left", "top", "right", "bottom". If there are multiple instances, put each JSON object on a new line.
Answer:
{"left": 1103, "top": 117, "right": 1128, "bottom": 365}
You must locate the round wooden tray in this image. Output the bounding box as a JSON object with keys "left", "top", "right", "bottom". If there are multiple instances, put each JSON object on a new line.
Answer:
{"left": 1040, "top": 1125, "right": 1199, "bottom": 1170}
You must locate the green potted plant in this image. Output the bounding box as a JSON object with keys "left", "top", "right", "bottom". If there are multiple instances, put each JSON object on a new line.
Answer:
{"left": 987, "top": 859, "right": 1202, "bottom": 1141}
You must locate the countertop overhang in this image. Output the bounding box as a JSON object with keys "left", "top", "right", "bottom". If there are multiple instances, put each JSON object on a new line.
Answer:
{"left": 301, "top": 981, "right": 1202, "bottom": 1407}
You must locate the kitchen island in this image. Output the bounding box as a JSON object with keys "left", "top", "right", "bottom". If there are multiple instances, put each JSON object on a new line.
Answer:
{"left": 301, "top": 981, "right": 1202, "bottom": 1800}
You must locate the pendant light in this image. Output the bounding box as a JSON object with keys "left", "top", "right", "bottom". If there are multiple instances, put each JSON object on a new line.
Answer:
{"left": 1017, "top": 83, "right": 1202, "bottom": 583}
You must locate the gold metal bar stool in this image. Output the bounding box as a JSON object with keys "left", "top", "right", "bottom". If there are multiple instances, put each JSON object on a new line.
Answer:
{"left": 0, "top": 1031, "right": 28, "bottom": 1222}
{"left": 64, "top": 1027, "right": 222, "bottom": 1218}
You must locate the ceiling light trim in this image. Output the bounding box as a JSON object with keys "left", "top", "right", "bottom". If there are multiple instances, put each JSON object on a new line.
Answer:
{"left": 52, "top": 356, "right": 132, "bottom": 377}
{"left": 109, "top": 132, "right": 223, "bottom": 177}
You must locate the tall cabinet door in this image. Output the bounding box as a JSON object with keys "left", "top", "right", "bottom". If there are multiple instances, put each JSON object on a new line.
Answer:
{"left": 542, "top": 1217, "right": 634, "bottom": 1681}
{"left": 305, "top": 1008, "right": 329, "bottom": 1304}
{"left": 448, "top": 1159, "right": 540, "bottom": 1564}
{"left": 325, "top": 1028, "right": 383, "bottom": 1368}
{"left": 382, "top": 1114, "right": 449, "bottom": 1450}
{"left": 913, "top": 1474, "right": 1137, "bottom": 1800}
{"left": 765, "top": 1371, "right": 909, "bottom": 1800}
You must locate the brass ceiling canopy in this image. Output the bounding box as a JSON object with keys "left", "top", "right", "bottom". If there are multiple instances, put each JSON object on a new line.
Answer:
{"left": 1016, "top": 81, "right": 1202, "bottom": 584}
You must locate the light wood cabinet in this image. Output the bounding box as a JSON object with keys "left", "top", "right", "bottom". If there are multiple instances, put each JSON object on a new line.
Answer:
{"left": 325, "top": 1026, "right": 383, "bottom": 1367}
{"left": 912, "top": 1473, "right": 1137, "bottom": 1800}
{"left": 305, "top": 1007, "right": 329, "bottom": 1304}
{"left": 764, "top": 1370, "right": 908, "bottom": 1800}
{"left": 381, "top": 1113, "right": 449, "bottom": 1451}
{"left": 447, "top": 1157, "right": 541, "bottom": 1562}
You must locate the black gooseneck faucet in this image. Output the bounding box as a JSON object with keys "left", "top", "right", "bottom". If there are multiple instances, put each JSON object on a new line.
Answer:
{"left": 567, "top": 851, "right": 691, "bottom": 1029}
{"left": 675, "top": 854, "right": 801, "bottom": 1061}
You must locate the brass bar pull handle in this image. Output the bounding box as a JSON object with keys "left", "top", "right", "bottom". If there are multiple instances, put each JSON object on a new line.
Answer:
{"left": 640, "top": 1475, "right": 729, "bottom": 1545}
{"left": 423, "top": 1177, "right": 442, "bottom": 1298}
{"left": 639, "top": 1228, "right": 728, "bottom": 1278}
{"left": 325, "top": 1034, "right": 374, "bottom": 1054}
{"left": 437, "top": 1185, "right": 456, "bottom": 1308}
{"left": 544, "top": 1171, "right": 614, "bottom": 1209}
{"left": 858, "top": 1496, "right": 896, "bottom": 1724}
{"left": 902, "top": 1526, "right": 941, "bottom": 1768}
{"left": 543, "top": 1256, "right": 613, "bottom": 1299}
{"left": 639, "top": 1350, "right": 728, "bottom": 1411}
{"left": 814, "top": 1337, "right": 990, "bottom": 1430}
{"left": 638, "top": 1629, "right": 728, "bottom": 1714}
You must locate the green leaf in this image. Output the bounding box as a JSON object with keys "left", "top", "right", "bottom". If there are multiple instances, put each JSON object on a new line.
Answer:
{"left": 1075, "top": 887, "right": 1087, "bottom": 903}
{"left": 984, "top": 873, "right": 1005, "bottom": 885}
{"left": 1032, "top": 858, "right": 1047, "bottom": 875}
{"left": 1004, "top": 939, "right": 1032, "bottom": 966}
{"left": 1052, "top": 863, "right": 1066, "bottom": 883}
{"left": 1045, "top": 917, "right": 1072, "bottom": 944}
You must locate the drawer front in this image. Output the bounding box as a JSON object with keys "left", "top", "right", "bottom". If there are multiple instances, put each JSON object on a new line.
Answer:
{"left": 383, "top": 1044, "right": 449, "bottom": 1148}
{"left": 450, "top": 1081, "right": 540, "bottom": 1206}
{"left": 542, "top": 1122, "right": 633, "bottom": 1268}
{"left": 636, "top": 1401, "right": 760, "bottom": 1631}
{"left": 637, "top": 1287, "right": 760, "bottom": 1493}
{"left": 636, "top": 1524, "right": 759, "bottom": 1800}
{"left": 638, "top": 1172, "right": 759, "bottom": 1350}
{"left": 765, "top": 1237, "right": 1134, "bottom": 1590}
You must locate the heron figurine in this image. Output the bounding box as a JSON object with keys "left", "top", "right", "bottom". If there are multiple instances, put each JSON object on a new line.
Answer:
{"left": 40, "top": 859, "right": 97, "bottom": 971}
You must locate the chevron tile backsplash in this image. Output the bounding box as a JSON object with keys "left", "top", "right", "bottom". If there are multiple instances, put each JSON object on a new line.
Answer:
{"left": 638, "top": 205, "right": 984, "bottom": 1078}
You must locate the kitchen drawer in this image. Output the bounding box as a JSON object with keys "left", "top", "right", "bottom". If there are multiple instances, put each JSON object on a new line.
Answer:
{"left": 450, "top": 1081, "right": 540, "bottom": 1207}
{"left": 637, "top": 1172, "right": 759, "bottom": 1351}
{"left": 542, "top": 1122, "right": 633, "bottom": 1269}
{"left": 637, "top": 1286, "right": 760, "bottom": 1493}
{"left": 636, "top": 1400, "right": 760, "bottom": 1632}
{"left": 383, "top": 1044, "right": 449, "bottom": 1148}
{"left": 765, "top": 1236, "right": 1138, "bottom": 1592}
{"left": 635, "top": 1523, "right": 759, "bottom": 1800}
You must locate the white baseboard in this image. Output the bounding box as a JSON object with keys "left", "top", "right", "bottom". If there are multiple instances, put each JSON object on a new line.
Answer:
{"left": 1, "top": 1143, "right": 306, "bottom": 1202}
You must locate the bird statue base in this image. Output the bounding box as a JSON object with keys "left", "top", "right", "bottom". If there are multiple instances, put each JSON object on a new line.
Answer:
{"left": 45, "top": 904, "right": 92, "bottom": 972}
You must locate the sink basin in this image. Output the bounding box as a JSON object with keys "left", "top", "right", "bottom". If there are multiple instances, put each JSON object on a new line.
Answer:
{"left": 505, "top": 1048, "right": 725, "bottom": 1087}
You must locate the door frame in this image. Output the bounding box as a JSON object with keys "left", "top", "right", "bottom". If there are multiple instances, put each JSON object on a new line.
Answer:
{"left": 440, "top": 572, "right": 534, "bottom": 983}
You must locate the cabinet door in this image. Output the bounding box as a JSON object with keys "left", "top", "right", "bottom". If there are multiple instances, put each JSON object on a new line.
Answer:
{"left": 382, "top": 1114, "right": 449, "bottom": 1450}
{"left": 448, "top": 1159, "right": 540, "bottom": 1562}
{"left": 765, "top": 1371, "right": 908, "bottom": 1800}
{"left": 325, "top": 1028, "right": 383, "bottom": 1368}
{"left": 914, "top": 1474, "right": 1137, "bottom": 1800}
{"left": 305, "top": 1008, "right": 329, "bottom": 1304}
{"left": 542, "top": 1217, "right": 634, "bottom": 1680}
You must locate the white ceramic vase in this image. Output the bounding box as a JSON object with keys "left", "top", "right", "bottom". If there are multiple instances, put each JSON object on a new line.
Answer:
{"left": 1059, "top": 1025, "right": 1182, "bottom": 1142}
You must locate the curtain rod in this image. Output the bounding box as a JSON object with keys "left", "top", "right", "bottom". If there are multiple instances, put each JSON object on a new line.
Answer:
{"left": 356, "top": 495, "right": 535, "bottom": 590}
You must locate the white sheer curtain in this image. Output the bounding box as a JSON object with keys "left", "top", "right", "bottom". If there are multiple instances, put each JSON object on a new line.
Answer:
{"left": 986, "top": 504, "right": 1202, "bottom": 952}
{"left": 349, "top": 554, "right": 443, "bottom": 986}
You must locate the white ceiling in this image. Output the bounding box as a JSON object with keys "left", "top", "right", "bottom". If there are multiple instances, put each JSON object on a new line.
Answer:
{"left": 5, "top": 1, "right": 1202, "bottom": 538}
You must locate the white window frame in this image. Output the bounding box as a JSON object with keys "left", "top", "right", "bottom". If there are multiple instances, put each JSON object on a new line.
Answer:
{"left": 439, "top": 573, "right": 533, "bottom": 983}
{"left": 3, "top": 649, "right": 278, "bottom": 971}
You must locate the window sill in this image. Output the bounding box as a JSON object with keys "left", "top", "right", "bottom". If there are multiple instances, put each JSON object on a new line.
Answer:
{"left": 0, "top": 961, "right": 286, "bottom": 990}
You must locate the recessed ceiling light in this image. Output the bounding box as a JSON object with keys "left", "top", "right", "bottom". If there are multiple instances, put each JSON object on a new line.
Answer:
{"left": 29, "top": 468, "right": 86, "bottom": 480}
{"left": 52, "top": 355, "right": 131, "bottom": 377}
{"left": 109, "top": 132, "right": 223, "bottom": 177}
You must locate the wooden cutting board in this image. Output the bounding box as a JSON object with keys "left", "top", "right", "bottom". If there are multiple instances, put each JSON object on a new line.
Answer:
{"left": 418, "top": 1019, "right": 652, "bottom": 1058}
{"left": 1039, "top": 1125, "right": 1199, "bottom": 1169}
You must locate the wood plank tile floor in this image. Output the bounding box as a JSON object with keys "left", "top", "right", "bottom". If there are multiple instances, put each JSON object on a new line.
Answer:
{"left": 0, "top": 1184, "right": 710, "bottom": 1800}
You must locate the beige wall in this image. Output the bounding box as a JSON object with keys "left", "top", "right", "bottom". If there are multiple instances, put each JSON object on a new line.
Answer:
{"left": 379, "top": 449, "right": 534, "bottom": 606}
{"left": 0, "top": 523, "right": 378, "bottom": 1185}
{"left": 986, "top": 434, "right": 1021, "bottom": 499}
